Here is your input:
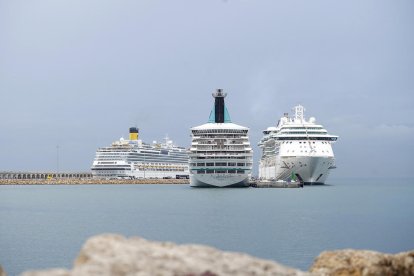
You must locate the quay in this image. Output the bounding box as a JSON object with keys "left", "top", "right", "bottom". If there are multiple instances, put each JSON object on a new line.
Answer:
{"left": 0, "top": 178, "right": 189, "bottom": 185}
{"left": 0, "top": 171, "right": 189, "bottom": 185}
{"left": 0, "top": 171, "right": 92, "bottom": 180}
{"left": 250, "top": 180, "right": 303, "bottom": 188}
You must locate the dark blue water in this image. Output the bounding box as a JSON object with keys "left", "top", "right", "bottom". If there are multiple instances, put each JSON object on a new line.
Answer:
{"left": 1, "top": 178, "right": 413, "bottom": 275}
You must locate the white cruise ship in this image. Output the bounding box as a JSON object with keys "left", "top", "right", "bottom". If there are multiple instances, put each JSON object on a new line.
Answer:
{"left": 189, "top": 89, "right": 253, "bottom": 187}
{"left": 91, "top": 127, "right": 189, "bottom": 179}
{"left": 258, "top": 105, "right": 338, "bottom": 185}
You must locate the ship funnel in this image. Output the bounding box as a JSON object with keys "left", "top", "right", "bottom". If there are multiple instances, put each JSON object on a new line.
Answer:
{"left": 129, "top": 127, "right": 139, "bottom": 140}
{"left": 209, "top": 89, "right": 231, "bottom": 123}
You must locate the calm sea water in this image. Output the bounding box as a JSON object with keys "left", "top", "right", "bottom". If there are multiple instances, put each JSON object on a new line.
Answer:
{"left": 1, "top": 178, "right": 413, "bottom": 275}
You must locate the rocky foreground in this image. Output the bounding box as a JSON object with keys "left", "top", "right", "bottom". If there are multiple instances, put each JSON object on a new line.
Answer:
{"left": 10, "top": 234, "right": 413, "bottom": 276}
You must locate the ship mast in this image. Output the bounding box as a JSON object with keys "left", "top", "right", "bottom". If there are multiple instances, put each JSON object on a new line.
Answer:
{"left": 294, "top": 104, "right": 305, "bottom": 122}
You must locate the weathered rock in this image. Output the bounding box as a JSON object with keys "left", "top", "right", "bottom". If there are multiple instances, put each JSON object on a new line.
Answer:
{"left": 310, "top": 249, "right": 414, "bottom": 276}
{"left": 22, "top": 269, "right": 69, "bottom": 276}
{"left": 23, "top": 234, "right": 308, "bottom": 276}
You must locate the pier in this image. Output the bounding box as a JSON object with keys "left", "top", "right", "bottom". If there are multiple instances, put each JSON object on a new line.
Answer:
{"left": 250, "top": 180, "right": 303, "bottom": 188}
{"left": 0, "top": 171, "right": 92, "bottom": 180}
{"left": 0, "top": 171, "right": 190, "bottom": 185}
{"left": 0, "top": 178, "right": 190, "bottom": 185}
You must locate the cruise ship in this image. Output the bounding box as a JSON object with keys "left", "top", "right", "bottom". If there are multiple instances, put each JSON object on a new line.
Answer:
{"left": 189, "top": 89, "right": 253, "bottom": 187}
{"left": 258, "top": 105, "right": 338, "bottom": 184}
{"left": 91, "top": 128, "right": 189, "bottom": 179}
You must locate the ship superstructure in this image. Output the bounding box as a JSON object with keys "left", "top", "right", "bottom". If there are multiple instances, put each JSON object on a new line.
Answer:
{"left": 91, "top": 128, "right": 189, "bottom": 179}
{"left": 258, "top": 105, "right": 338, "bottom": 184}
{"left": 189, "top": 89, "right": 253, "bottom": 187}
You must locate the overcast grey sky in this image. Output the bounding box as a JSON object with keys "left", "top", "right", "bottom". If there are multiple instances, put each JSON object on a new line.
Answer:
{"left": 1, "top": 0, "right": 413, "bottom": 178}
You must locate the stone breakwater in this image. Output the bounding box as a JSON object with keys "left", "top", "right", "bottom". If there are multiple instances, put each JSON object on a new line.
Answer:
{"left": 310, "top": 249, "right": 414, "bottom": 275}
{"left": 15, "top": 234, "right": 413, "bottom": 276}
{"left": 0, "top": 178, "right": 189, "bottom": 185}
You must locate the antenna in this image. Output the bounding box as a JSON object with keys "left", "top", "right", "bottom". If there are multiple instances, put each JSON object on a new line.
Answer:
{"left": 56, "top": 145, "right": 59, "bottom": 174}
{"left": 294, "top": 105, "right": 305, "bottom": 121}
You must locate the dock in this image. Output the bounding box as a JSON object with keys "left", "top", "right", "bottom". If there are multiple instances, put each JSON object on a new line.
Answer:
{"left": 250, "top": 180, "right": 303, "bottom": 188}
{"left": 0, "top": 171, "right": 190, "bottom": 185}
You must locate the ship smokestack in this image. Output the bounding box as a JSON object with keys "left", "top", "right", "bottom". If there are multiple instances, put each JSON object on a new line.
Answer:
{"left": 212, "top": 89, "right": 227, "bottom": 123}
{"left": 129, "top": 127, "right": 139, "bottom": 140}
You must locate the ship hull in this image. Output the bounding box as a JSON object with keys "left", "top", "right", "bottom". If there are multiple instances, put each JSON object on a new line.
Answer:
{"left": 92, "top": 169, "right": 189, "bottom": 179}
{"left": 260, "top": 156, "right": 334, "bottom": 185}
{"left": 190, "top": 174, "right": 250, "bottom": 187}
{"left": 92, "top": 161, "right": 189, "bottom": 179}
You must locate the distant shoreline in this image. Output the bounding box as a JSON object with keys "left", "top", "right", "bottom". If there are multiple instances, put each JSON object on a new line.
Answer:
{"left": 0, "top": 179, "right": 190, "bottom": 185}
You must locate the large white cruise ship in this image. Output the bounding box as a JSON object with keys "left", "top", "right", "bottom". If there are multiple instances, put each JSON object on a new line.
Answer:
{"left": 189, "top": 89, "right": 253, "bottom": 187}
{"left": 91, "top": 127, "right": 189, "bottom": 179}
{"left": 258, "top": 105, "right": 338, "bottom": 185}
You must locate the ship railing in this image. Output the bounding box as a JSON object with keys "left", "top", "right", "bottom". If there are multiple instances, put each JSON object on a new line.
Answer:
{"left": 189, "top": 153, "right": 253, "bottom": 157}
{"left": 192, "top": 147, "right": 248, "bottom": 151}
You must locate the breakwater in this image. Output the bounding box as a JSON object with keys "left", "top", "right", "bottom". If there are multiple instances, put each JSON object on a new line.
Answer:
{"left": 0, "top": 171, "right": 93, "bottom": 180}
{"left": 0, "top": 178, "right": 189, "bottom": 185}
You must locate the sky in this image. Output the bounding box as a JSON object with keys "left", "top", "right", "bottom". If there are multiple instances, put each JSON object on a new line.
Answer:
{"left": 0, "top": 0, "right": 413, "bottom": 178}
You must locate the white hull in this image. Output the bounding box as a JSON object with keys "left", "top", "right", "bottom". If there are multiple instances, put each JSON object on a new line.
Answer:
{"left": 92, "top": 160, "right": 189, "bottom": 179}
{"left": 259, "top": 156, "right": 334, "bottom": 184}
{"left": 91, "top": 131, "right": 189, "bottom": 180}
{"left": 190, "top": 174, "right": 250, "bottom": 187}
{"left": 92, "top": 169, "right": 189, "bottom": 179}
{"left": 258, "top": 105, "right": 338, "bottom": 185}
{"left": 189, "top": 90, "right": 253, "bottom": 188}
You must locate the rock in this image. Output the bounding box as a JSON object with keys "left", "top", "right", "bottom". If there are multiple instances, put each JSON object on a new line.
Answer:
{"left": 310, "top": 249, "right": 414, "bottom": 276}
{"left": 22, "top": 269, "right": 69, "bottom": 276}
{"left": 0, "top": 265, "right": 6, "bottom": 276}
{"left": 23, "top": 234, "right": 308, "bottom": 276}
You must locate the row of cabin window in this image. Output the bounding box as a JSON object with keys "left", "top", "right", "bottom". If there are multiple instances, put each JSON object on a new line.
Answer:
{"left": 195, "top": 170, "right": 245, "bottom": 174}
{"left": 192, "top": 162, "right": 247, "bottom": 167}
{"left": 281, "top": 141, "right": 331, "bottom": 144}
{"left": 194, "top": 156, "right": 248, "bottom": 159}
{"left": 192, "top": 129, "right": 248, "bottom": 134}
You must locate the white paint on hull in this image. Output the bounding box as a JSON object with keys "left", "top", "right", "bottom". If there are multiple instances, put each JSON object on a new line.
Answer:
{"left": 190, "top": 174, "right": 249, "bottom": 187}
{"left": 260, "top": 156, "right": 334, "bottom": 184}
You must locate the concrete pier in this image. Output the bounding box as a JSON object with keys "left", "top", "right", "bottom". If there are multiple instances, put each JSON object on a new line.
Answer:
{"left": 0, "top": 178, "right": 189, "bottom": 185}
{"left": 0, "top": 171, "right": 92, "bottom": 180}
{"left": 0, "top": 171, "right": 191, "bottom": 184}
{"left": 250, "top": 180, "right": 303, "bottom": 188}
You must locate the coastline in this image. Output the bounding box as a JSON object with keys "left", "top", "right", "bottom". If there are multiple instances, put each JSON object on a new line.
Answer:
{"left": 0, "top": 178, "right": 189, "bottom": 185}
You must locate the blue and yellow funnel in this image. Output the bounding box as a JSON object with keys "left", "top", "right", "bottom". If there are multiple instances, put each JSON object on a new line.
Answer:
{"left": 129, "top": 127, "right": 139, "bottom": 140}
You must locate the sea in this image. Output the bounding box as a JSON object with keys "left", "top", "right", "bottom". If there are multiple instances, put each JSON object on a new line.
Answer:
{"left": 1, "top": 177, "right": 413, "bottom": 275}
